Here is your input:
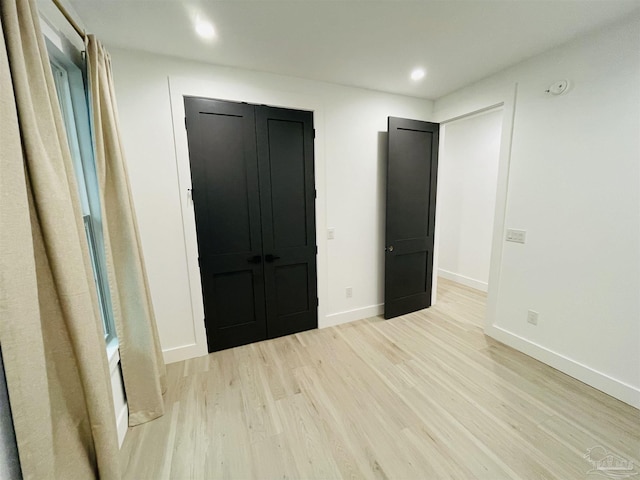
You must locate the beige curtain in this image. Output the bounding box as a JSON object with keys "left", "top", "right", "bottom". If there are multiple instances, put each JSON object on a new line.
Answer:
{"left": 86, "top": 36, "right": 167, "bottom": 426}
{"left": 0, "top": 0, "right": 120, "bottom": 479}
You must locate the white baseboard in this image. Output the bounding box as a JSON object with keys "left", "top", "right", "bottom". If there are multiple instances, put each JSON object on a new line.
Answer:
{"left": 485, "top": 324, "right": 640, "bottom": 409}
{"left": 438, "top": 268, "right": 488, "bottom": 292}
{"left": 322, "top": 303, "right": 384, "bottom": 328}
{"left": 161, "top": 306, "right": 386, "bottom": 363}
{"left": 163, "top": 343, "right": 208, "bottom": 364}
{"left": 116, "top": 402, "right": 128, "bottom": 448}
{"left": 161, "top": 307, "right": 386, "bottom": 363}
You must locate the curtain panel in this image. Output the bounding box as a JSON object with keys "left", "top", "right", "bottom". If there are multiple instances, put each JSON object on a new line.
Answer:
{"left": 0, "top": 0, "right": 120, "bottom": 478}
{"left": 86, "top": 36, "right": 167, "bottom": 426}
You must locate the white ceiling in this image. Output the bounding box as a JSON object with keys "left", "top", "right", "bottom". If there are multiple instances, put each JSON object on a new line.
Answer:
{"left": 68, "top": 1, "right": 640, "bottom": 99}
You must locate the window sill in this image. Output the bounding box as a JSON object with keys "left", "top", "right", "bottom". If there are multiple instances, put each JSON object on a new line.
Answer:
{"left": 106, "top": 338, "right": 120, "bottom": 374}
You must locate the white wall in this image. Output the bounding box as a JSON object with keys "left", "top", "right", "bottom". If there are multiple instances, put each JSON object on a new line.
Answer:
{"left": 108, "top": 47, "right": 433, "bottom": 362}
{"left": 437, "top": 108, "right": 503, "bottom": 291}
{"left": 434, "top": 16, "right": 640, "bottom": 407}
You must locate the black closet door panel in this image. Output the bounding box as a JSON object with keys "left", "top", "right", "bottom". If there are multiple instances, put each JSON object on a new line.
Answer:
{"left": 194, "top": 113, "right": 251, "bottom": 254}
{"left": 185, "top": 97, "right": 267, "bottom": 352}
{"left": 202, "top": 267, "right": 266, "bottom": 351}
{"left": 210, "top": 270, "right": 258, "bottom": 328}
{"left": 269, "top": 260, "right": 316, "bottom": 338}
{"left": 256, "top": 106, "right": 317, "bottom": 339}
{"left": 274, "top": 264, "right": 309, "bottom": 316}
{"left": 185, "top": 98, "right": 262, "bottom": 258}
{"left": 267, "top": 119, "right": 307, "bottom": 248}
{"left": 200, "top": 260, "right": 267, "bottom": 351}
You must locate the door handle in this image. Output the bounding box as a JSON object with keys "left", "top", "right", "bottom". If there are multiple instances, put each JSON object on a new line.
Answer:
{"left": 385, "top": 245, "right": 394, "bottom": 252}
{"left": 265, "top": 254, "right": 281, "bottom": 262}
{"left": 247, "top": 255, "right": 262, "bottom": 264}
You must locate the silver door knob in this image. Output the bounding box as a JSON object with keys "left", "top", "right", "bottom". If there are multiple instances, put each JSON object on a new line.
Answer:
{"left": 387, "top": 245, "right": 394, "bottom": 252}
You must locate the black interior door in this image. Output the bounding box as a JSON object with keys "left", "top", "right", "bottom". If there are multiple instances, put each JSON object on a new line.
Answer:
{"left": 185, "top": 98, "right": 267, "bottom": 351}
{"left": 185, "top": 97, "right": 317, "bottom": 352}
{"left": 384, "top": 117, "right": 439, "bottom": 319}
{"left": 256, "top": 106, "right": 318, "bottom": 338}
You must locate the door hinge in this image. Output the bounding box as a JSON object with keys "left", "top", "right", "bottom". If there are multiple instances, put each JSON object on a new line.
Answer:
{"left": 184, "top": 117, "right": 188, "bottom": 130}
{"left": 314, "top": 189, "right": 317, "bottom": 199}
{"left": 315, "top": 245, "right": 318, "bottom": 254}
{"left": 313, "top": 128, "right": 316, "bottom": 138}
{"left": 316, "top": 297, "right": 319, "bottom": 306}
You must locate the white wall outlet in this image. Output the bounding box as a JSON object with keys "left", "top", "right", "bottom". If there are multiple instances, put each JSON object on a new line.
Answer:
{"left": 527, "top": 310, "right": 539, "bottom": 326}
{"left": 346, "top": 287, "right": 353, "bottom": 298}
{"left": 327, "top": 228, "right": 335, "bottom": 240}
{"left": 506, "top": 228, "right": 526, "bottom": 244}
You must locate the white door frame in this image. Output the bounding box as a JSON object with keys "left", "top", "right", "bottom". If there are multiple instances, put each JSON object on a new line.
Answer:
{"left": 431, "top": 84, "right": 518, "bottom": 333}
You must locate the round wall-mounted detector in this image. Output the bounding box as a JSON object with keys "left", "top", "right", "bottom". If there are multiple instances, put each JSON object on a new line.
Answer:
{"left": 546, "top": 80, "right": 569, "bottom": 95}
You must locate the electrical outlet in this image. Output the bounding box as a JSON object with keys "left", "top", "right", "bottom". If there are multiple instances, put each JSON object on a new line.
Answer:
{"left": 527, "top": 310, "right": 539, "bottom": 326}
{"left": 506, "top": 228, "right": 526, "bottom": 244}
{"left": 327, "top": 228, "right": 335, "bottom": 240}
{"left": 346, "top": 287, "right": 353, "bottom": 298}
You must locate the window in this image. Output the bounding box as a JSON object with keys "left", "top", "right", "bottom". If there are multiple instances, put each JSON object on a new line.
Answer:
{"left": 46, "top": 39, "right": 117, "bottom": 345}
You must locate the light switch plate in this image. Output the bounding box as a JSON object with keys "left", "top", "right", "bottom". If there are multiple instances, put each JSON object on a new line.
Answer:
{"left": 527, "top": 310, "right": 539, "bottom": 325}
{"left": 328, "top": 228, "right": 335, "bottom": 240}
{"left": 506, "top": 228, "right": 526, "bottom": 244}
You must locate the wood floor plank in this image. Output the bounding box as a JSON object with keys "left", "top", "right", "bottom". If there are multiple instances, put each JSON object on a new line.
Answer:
{"left": 120, "top": 278, "right": 640, "bottom": 479}
{"left": 274, "top": 393, "right": 342, "bottom": 478}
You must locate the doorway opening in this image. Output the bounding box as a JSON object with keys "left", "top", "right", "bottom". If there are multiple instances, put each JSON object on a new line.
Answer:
{"left": 436, "top": 107, "right": 504, "bottom": 294}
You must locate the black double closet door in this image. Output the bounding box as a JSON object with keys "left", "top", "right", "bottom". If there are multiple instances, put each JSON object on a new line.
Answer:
{"left": 185, "top": 97, "right": 317, "bottom": 352}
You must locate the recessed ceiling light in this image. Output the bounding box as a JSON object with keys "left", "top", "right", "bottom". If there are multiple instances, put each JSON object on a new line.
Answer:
{"left": 195, "top": 18, "right": 216, "bottom": 40}
{"left": 411, "top": 68, "right": 426, "bottom": 82}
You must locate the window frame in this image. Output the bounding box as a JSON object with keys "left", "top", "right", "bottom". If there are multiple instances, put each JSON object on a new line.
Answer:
{"left": 46, "top": 38, "right": 118, "bottom": 348}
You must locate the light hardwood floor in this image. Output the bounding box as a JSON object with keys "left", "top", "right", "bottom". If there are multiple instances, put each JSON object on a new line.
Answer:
{"left": 121, "top": 278, "right": 640, "bottom": 479}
